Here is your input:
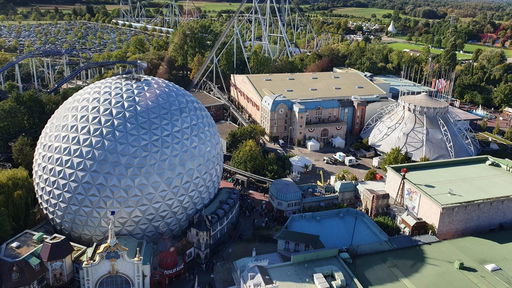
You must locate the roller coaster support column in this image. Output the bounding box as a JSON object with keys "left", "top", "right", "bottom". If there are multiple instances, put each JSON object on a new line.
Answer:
{"left": 15, "top": 63, "right": 22, "bottom": 93}
{"left": 31, "top": 58, "right": 38, "bottom": 90}
{"left": 63, "top": 55, "right": 69, "bottom": 77}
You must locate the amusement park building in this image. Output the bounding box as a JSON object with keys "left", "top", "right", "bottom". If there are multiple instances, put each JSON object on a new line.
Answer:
{"left": 386, "top": 156, "right": 512, "bottom": 239}
{"left": 0, "top": 229, "right": 87, "bottom": 288}
{"left": 230, "top": 69, "right": 387, "bottom": 145}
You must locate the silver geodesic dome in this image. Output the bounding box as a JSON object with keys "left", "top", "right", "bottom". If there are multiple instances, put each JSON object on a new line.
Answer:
{"left": 33, "top": 75, "right": 223, "bottom": 243}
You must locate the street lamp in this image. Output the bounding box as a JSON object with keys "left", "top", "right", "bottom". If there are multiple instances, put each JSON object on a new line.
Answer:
{"left": 288, "top": 126, "right": 293, "bottom": 148}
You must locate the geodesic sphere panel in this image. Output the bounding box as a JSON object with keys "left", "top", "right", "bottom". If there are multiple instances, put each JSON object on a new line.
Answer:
{"left": 33, "top": 75, "right": 223, "bottom": 243}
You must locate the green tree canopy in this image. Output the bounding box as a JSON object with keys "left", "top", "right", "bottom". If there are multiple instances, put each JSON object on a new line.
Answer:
{"left": 0, "top": 167, "right": 35, "bottom": 235}
{"left": 381, "top": 147, "right": 410, "bottom": 171}
{"left": 374, "top": 215, "right": 400, "bottom": 236}
{"left": 226, "top": 124, "right": 265, "bottom": 153}
{"left": 264, "top": 152, "right": 292, "bottom": 179}
{"left": 231, "top": 140, "right": 265, "bottom": 175}
{"left": 12, "top": 135, "right": 36, "bottom": 172}
{"left": 493, "top": 83, "right": 512, "bottom": 108}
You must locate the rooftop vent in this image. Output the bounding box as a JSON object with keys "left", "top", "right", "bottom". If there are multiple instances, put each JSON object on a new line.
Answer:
{"left": 286, "top": 89, "right": 294, "bottom": 92}
{"left": 310, "top": 88, "right": 318, "bottom": 91}
{"left": 356, "top": 85, "right": 364, "bottom": 89}
{"left": 333, "top": 75, "right": 340, "bottom": 79}
{"left": 288, "top": 77, "right": 295, "bottom": 80}
{"left": 10, "top": 242, "right": 21, "bottom": 249}
{"left": 334, "top": 87, "right": 341, "bottom": 90}
{"left": 484, "top": 264, "right": 501, "bottom": 272}
{"left": 312, "top": 76, "right": 318, "bottom": 80}
{"left": 264, "top": 78, "right": 272, "bottom": 81}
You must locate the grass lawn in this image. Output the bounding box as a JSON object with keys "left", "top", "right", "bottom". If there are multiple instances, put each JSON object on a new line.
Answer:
{"left": 332, "top": 7, "right": 393, "bottom": 18}
{"left": 464, "top": 43, "right": 512, "bottom": 58}
{"left": 177, "top": 1, "right": 237, "bottom": 12}
{"left": 386, "top": 42, "right": 473, "bottom": 60}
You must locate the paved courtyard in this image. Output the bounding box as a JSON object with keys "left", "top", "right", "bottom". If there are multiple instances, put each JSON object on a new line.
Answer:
{"left": 283, "top": 145, "right": 384, "bottom": 185}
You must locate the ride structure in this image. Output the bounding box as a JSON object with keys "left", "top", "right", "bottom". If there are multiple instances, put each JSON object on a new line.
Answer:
{"left": 0, "top": 49, "right": 146, "bottom": 94}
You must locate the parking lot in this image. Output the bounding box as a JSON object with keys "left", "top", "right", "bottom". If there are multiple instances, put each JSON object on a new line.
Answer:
{"left": 265, "top": 141, "right": 386, "bottom": 185}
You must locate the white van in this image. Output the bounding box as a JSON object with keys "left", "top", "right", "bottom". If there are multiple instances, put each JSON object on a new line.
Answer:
{"left": 345, "top": 156, "right": 359, "bottom": 166}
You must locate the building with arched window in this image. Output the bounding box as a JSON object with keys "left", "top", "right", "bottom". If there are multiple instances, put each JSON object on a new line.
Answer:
{"left": 230, "top": 69, "right": 388, "bottom": 146}
{"left": 80, "top": 213, "right": 151, "bottom": 288}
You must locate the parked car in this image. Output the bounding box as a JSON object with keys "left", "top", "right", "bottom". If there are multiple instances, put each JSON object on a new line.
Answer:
{"left": 333, "top": 152, "right": 346, "bottom": 162}
{"left": 323, "top": 156, "right": 339, "bottom": 165}
{"left": 345, "top": 156, "right": 360, "bottom": 166}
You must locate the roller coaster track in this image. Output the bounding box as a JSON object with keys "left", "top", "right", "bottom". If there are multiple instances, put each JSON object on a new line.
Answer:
{"left": 0, "top": 49, "right": 88, "bottom": 75}
{"left": 47, "top": 60, "right": 147, "bottom": 94}
{"left": 223, "top": 164, "right": 273, "bottom": 184}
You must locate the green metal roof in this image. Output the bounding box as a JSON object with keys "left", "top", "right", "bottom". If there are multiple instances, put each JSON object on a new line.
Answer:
{"left": 350, "top": 229, "right": 512, "bottom": 288}
{"left": 388, "top": 156, "right": 512, "bottom": 206}
{"left": 25, "top": 254, "right": 41, "bottom": 267}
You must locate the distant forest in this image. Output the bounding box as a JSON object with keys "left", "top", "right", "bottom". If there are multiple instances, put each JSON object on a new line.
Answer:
{"left": 3, "top": 0, "right": 118, "bottom": 5}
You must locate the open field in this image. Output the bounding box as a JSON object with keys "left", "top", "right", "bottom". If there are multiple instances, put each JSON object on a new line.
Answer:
{"left": 386, "top": 42, "right": 473, "bottom": 60}
{"left": 332, "top": 7, "right": 393, "bottom": 18}
{"left": 191, "top": 1, "right": 239, "bottom": 12}
{"left": 464, "top": 43, "right": 512, "bottom": 58}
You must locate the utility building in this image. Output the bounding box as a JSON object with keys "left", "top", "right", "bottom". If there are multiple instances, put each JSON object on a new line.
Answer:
{"left": 386, "top": 156, "right": 512, "bottom": 239}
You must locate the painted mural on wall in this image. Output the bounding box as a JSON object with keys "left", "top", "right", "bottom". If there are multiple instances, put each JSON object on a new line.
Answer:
{"left": 404, "top": 185, "right": 421, "bottom": 215}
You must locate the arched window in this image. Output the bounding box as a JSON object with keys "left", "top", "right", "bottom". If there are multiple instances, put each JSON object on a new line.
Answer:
{"left": 97, "top": 274, "right": 132, "bottom": 288}
{"left": 321, "top": 128, "right": 329, "bottom": 138}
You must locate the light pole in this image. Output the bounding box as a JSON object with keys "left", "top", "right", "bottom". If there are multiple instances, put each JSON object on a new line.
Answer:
{"left": 288, "top": 126, "right": 293, "bottom": 148}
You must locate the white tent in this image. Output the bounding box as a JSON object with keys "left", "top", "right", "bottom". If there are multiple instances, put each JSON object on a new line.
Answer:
{"left": 388, "top": 21, "right": 397, "bottom": 34}
{"left": 306, "top": 138, "right": 320, "bottom": 151}
{"left": 289, "top": 155, "right": 313, "bottom": 174}
{"left": 331, "top": 136, "right": 345, "bottom": 149}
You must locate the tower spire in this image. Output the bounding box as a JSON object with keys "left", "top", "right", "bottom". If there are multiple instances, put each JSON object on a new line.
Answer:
{"left": 108, "top": 211, "right": 117, "bottom": 246}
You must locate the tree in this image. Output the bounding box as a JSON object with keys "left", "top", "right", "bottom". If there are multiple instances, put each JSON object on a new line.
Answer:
{"left": 478, "top": 49, "right": 507, "bottom": 71}
{"left": 264, "top": 152, "right": 292, "bottom": 179}
{"left": 12, "top": 135, "right": 36, "bottom": 172}
{"left": 335, "top": 169, "right": 357, "bottom": 181}
{"left": 504, "top": 128, "right": 512, "bottom": 141}
{"left": 419, "top": 156, "right": 430, "bottom": 162}
{"left": 439, "top": 36, "right": 457, "bottom": 72}
{"left": 381, "top": 147, "right": 409, "bottom": 171}
{"left": 374, "top": 216, "right": 400, "bottom": 236}
{"left": 0, "top": 168, "right": 35, "bottom": 234}
{"left": 480, "top": 119, "right": 488, "bottom": 131}
{"left": 493, "top": 83, "right": 512, "bottom": 108}
{"left": 493, "top": 121, "right": 501, "bottom": 135}
{"left": 364, "top": 169, "right": 377, "bottom": 181}
{"left": 0, "top": 208, "right": 12, "bottom": 243}
{"left": 231, "top": 140, "right": 265, "bottom": 175}
{"left": 226, "top": 124, "right": 265, "bottom": 153}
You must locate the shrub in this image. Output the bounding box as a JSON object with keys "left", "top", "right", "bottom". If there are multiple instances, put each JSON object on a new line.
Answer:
{"left": 364, "top": 169, "right": 377, "bottom": 181}
{"left": 374, "top": 216, "right": 400, "bottom": 236}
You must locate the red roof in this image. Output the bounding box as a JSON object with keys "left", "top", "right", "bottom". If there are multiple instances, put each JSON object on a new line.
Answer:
{"left": 220, "top": 180, "right": 234, "bottom": 188}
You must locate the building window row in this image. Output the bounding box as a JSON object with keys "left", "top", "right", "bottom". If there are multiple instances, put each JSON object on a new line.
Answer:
{"left": 233, "top": 85, "right": 260, "bottom": 111}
